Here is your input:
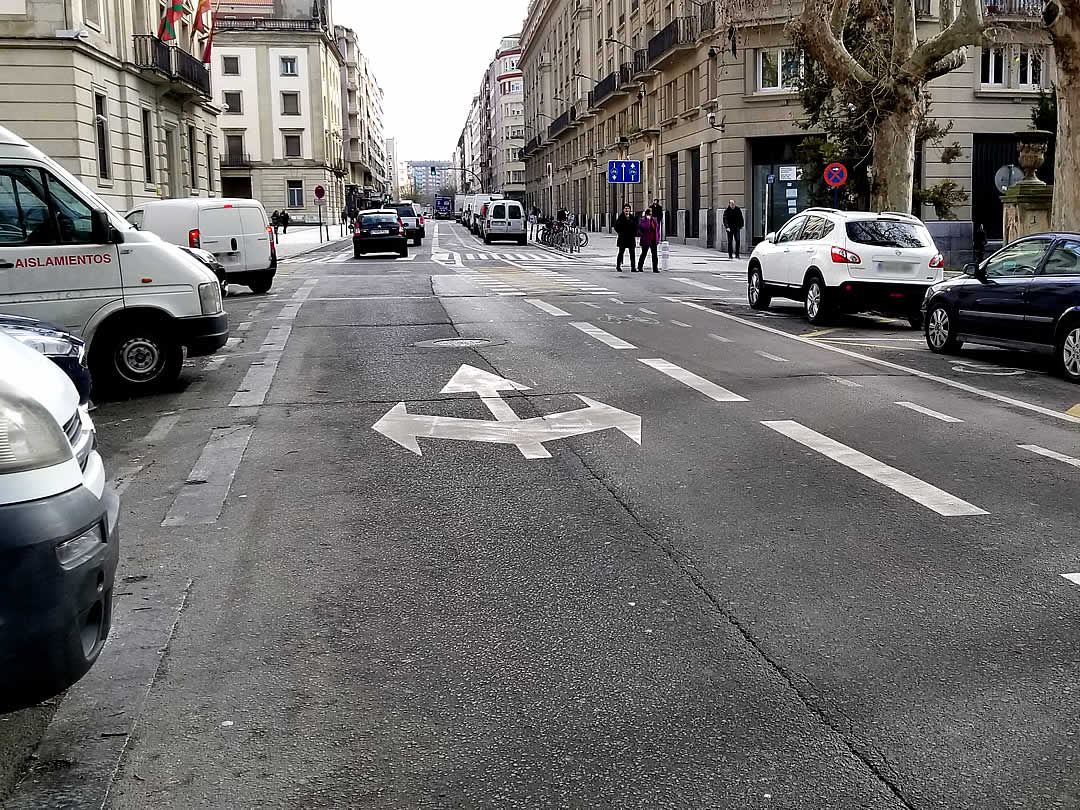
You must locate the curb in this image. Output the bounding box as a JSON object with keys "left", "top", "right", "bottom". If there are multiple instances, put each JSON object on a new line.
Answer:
{"left": 276, "top": 233, "right": 351, "bottom": 261}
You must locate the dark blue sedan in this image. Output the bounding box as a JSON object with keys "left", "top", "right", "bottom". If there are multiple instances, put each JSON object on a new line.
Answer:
{"left": 922, "top": 233, "right": 1080, "bottom": 381}
{"left": 0, "top": 314, "right": 92, "bottom": 403}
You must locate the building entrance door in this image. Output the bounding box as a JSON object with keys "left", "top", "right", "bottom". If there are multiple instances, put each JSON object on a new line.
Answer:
{"left": 689, "top": 147, "right": 701, "bottom": 239}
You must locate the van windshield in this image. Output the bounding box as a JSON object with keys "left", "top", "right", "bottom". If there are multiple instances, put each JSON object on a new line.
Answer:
{"left": 40, "top": 152, "right": 134, "bottom": 231}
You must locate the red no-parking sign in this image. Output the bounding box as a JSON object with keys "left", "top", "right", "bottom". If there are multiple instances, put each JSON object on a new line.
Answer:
{"left": 824, "top": 163, "right": 848, "bottom": 187}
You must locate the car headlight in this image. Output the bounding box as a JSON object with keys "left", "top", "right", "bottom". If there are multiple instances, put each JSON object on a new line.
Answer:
{"left": 7, "top": 329, "right": 83, "bottom": 360}
{"left": 199, "top": 281, "right": 223, "bottom": 315}
{"left": 0, "top": 384, "right": 73, "bottom": 474}
{"left": 56, "top": 523, "right": 105, "bottom": 569}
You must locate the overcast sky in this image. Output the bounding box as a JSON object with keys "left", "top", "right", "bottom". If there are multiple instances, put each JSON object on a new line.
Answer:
{"left": 338, "top": 0, "right": 529, "bottom": 164}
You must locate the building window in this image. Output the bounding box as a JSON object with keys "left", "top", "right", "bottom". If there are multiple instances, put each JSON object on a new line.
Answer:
{"left": 225, "top": 133, "right": 244, "bottom": 162}
{"left": 286, "top": 179, "right": 303, "bottom": 207}
{"left": 281, "top": 91, "right": 301, "bottom": 115}
{"left": 283, "top": 132, "right": 302, "bottom": 158}
{"left": 222, "top": 55, "right": 240, "bottom": 75}
{"left": 758, "top": 47, "right": 801, "bottom": 91}
{"left": 223, "top": 90, "right": 242, "bottom": 114}
{"left": 280, "top": 56, "right": 298, "bottom": 76}
{"left": 981, "top": 46, "right": 1005, "bottom": 86}
{"left": 94, "top": 93, "right": 110, "bottom": 180}
{"left": 1017, "top": 46, "right": 1044, "bottom": 89}
{"left": 188, "top": 125, "right": 198, "bottom": 189}
{"left": 141, "top": 108, "right": 154, "bottom": 183}
{"left": 84, "top": 0, "right": 101, "bottom": 28}
{"left": 205, "top": 132, "right": 213, "bottom": 191}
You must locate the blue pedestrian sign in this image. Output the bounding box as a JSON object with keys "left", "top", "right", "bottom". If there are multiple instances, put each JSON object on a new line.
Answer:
{"left": 766, "top": 174, "right": 775, "bottom": 185}
{"left": 608, "top": 160, "right": 641, "bottom": 184}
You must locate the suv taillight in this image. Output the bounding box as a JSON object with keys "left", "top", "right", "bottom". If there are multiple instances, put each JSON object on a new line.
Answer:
{"left": 188, "top": 228, "right": 200, "bottom": 248}
{"left": 830, "top": 246, "right": 860, "bottom": 264}
{"left": 929, "top": 253, "right": 944, "bottom": 268}
{"left": 399, "top": 218, "right": 405, "bottom": 235}
{"left": 419, "top": 214, "right": 424, "bottom": 225}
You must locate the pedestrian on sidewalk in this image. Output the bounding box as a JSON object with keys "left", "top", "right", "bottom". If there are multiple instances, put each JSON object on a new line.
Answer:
{"left": 614, "top": 203, "right": 638, "bottom": 272}
{"left": 528, "top": 207, "right": 538, "bottom": 240}
{"left": 281, "top": 210, "right": 291, "bottom": 234}
{"left": 973, "top": 223, "right": 987, "bottom": 264}
{"left": 651, "top": 199, "right": 664, "bottom": 241}
{"left": 637, "top": 208, "right": 660, "bottom": 273}
{"left": 271, "top": 210, "right": 281, "bottom": 239}
{"left": 723, "top": 199, "right": 744, "bottom": 260}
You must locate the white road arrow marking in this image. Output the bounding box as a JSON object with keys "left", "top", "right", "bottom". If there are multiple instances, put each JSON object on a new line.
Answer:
{"left": 373, "top": 364, "right": 641, "bottom": 459}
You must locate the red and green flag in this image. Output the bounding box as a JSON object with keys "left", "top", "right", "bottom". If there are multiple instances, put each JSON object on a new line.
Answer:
{"left": 202, "top": 12, "right": 216, "bottom": 64}
{"left": 157, "top": 0, "right": 185, "bottom": 42}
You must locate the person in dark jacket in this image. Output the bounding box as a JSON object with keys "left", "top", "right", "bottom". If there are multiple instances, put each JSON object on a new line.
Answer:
{"left": 614, "top": 204, "right": 638, "bottom": 272}
{"left": 650, "top": 199, "right": 664, "bottom": 240}
{"left": 281, "top": 210, "right": 291, "bottom": 234}
{"left": 637, "top": 209, "right": 661, "bottom": 272}
{"left": 723, "top": 199, "right": 744, "bottom": 259}
{"left": 271, "top": 210, "right": 280, "bottom": 238}
{"left": 973, "top": 223, "right": 988, "bottom": 263}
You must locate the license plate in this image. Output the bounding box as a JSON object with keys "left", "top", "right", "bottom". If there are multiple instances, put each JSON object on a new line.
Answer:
{"left": 382, "top": 229, "right": 395, "bottom": 234}
{"left": 878, "top": 261, "right": 916, "bottom": 275}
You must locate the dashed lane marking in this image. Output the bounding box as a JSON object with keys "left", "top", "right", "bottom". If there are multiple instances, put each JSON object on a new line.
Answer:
{"left": 229, "top": 356, "right": 281, "bottom": 408}
{"left": 671, "top": 320, "right": 693, "bottom": 328}
{"left": 1019, "top": 444, "right": 1080, "bottom": 469}
{"left": 708, "top": 333, "right": 732, "bottom": 344}
{"left": 143, "top": 414, "right": 181, "bottom": 444}
{"left": 762, "top": 420, "right": 988, "bottom": 517}
{"left": 896, "top": 401, "right": 964, "bottom": 423}
{"left": 525, "top": 299, "right": 572, "bottom": 316}
{"left": 755, "top": 350, "right": 789, "bottom": 363}
{"left": 162, "top": 426, "right": 254, "bottom": 527}
{"left": 671, "top": 277, "right": 729, "bottom": 292}
{"left": 570, "top": 322, "right": 636, "bottom": 350}
{"left": 639, "top": 359, "right": 748, "bottom": 403}
{"left": 826, "top": 375, "right": 862, "bottom": 388}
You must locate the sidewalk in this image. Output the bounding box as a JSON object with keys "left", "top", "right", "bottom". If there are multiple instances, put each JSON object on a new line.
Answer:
{"left": 275, "top": 224, "right": 351, "bottom": 259}
{"left": 530, "top": 228, "right": 750, "bottom": 275}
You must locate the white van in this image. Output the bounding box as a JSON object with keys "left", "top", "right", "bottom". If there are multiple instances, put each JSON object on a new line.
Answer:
{"left": 461, "top": 195, "right": 476, "bottom": 226}
{"left": 0, "top": 332, "right": 118, "bottom": 711}
{"left": 468, "top": 194, "right": 501, "bottom": 235}
{"left": 125, "top": 198, "right": 276, "bottom": 294}
{"left": 0, "top": 125, "right": 228, "bottom": 394}
{"left": 483, "top": 200, "right": 527, "bottom": 245}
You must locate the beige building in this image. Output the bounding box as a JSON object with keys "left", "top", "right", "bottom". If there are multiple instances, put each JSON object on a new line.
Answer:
{"left": 488, "top": 35, "right": 526, "bottom": 199}
{"left": 337, "top": 25, "right": 386, "bottom": 196}
{"left": 520, "top": 0, "right": 1051, "bottom": 249}
{"left": 0, "top": 0, "right": 219, "bottom": 211}
{"left": 212, "top": 1, "right": 344, "bottom": 223}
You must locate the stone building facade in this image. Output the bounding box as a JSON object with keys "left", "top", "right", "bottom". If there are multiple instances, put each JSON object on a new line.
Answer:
{"left": 520, "top": 0, "right": 1051, "bottom": 248}
{"left": 336, "top": 24, "right": 386, "bottom": 196}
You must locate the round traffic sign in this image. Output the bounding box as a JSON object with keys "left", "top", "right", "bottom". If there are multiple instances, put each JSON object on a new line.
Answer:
{"left": 314, "top": 184, "right": 326, "bottom": 199}
{"left": 824, "top": 163, "right": 847, "bottom": 187}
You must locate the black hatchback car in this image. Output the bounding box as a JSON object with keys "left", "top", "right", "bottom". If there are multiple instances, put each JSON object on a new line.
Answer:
{"left": 353, "top": 210, "right": 408, "bottom": 258}
{"left": 923, "top": 233, "right": 1080, "bottom": 381}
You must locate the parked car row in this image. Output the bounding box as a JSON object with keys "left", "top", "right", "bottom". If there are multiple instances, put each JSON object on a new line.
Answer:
{"left": 746, "top": 206, "right": 1080, "bottom": 382}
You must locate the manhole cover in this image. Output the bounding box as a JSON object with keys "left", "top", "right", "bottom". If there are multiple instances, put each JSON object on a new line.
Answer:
{"left": 414, "top": 337, "right": 502, "bottom": 348}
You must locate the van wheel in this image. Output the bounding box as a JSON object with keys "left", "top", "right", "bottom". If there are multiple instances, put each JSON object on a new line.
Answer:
{"left": 93, "top": 322, "right": 183, "bottom": 395}
{"left": 248, "top": 274, "right": 273, "bottom": 294}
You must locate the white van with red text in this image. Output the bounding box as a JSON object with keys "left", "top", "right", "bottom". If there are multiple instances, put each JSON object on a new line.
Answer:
{"left": 0, "top": 125, "right": 227, "bottom": 394}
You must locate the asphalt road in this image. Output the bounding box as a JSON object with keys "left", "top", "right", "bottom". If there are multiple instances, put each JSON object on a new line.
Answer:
{"left": 4, "top": 221, "right": 1080, "bottom": 809}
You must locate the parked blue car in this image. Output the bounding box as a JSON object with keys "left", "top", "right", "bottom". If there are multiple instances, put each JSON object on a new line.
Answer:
{"left": 0, "top": 314, "right": 92, "bottom": 404}
{"left": 922, "top": 233, "right": 1080, "bottom": 381}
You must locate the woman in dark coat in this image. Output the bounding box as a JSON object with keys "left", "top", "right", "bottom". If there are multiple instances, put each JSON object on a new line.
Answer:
{"left": 614, "top": 203, "right": 637, "bottom": 272}
{"left": 637, "top": 209, "right": 660, "bottom": 272}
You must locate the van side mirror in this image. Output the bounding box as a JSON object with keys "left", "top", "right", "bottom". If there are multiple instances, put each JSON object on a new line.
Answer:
{"left": 765, "top": 231, "right": 776, "bottom": 244}
{"left": 90, "top": 209, "right": 122, "bottom": 244}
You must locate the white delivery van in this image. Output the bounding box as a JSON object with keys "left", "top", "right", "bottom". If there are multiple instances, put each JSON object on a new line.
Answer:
{"left": 0, "top": 332, "right": 118, "bottom": 711}
{"left": 125, "top": 198, "right": 276, "bottom": 294}
{"left": 468, "top": 194, "right": 501, "bottom": 235}
{"left": 454, "top": 196, "right": 465, "bottom": 222}
{"left": 483, "top": 199, "right": 527, "bottom": 245}
{"left": 0, "top": 125, "right": 228, "bottom": 394}
{"left": 461, "top": 195, "right": 476, "bottom": 227}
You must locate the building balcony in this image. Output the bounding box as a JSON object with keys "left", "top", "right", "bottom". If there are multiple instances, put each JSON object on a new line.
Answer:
{"left": 698, "top": 0, "right": 717, "bottom": 33}
{"left": 591, "top": 71, "right": 618, "bottom": 109}
{"left": 984, "top": 0, "right": 1041, "bottom": 15}
{"left": 647, "top": 16, "right": 697, "bottom": 68}
{"left": 133, "top": 35, "right": 211, "bottom": 98}
{"left": 548, "top": 106, "right": 576, "bottom": 138}
{"left": 220, "top": 152, "right": 252, "bottom": 168}
{"left": 616, "top": 62, "right": 635, "bottom": 91}
{"left": 632, "top": 48, "right": 656, "bottom": 79}
{"left": 216, "top": 17, "right": 323, "bottom": 32}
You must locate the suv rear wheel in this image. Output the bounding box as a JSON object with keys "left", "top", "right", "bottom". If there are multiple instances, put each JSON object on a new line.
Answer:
{"left": 804, "top": 275, "right": 829, "bottom": 324}
{"left": 748, "top": 266, "right": 770, "bottom": 310}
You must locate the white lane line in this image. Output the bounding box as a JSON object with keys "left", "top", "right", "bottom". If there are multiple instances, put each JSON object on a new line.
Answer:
{"left": 1062, "top": 573, "right": 1080, "bottom": 587}
{"left": 582, "top": 302, "right": 601, "bottom": 309}
{"left": 525, "top": 299, "right": 571, "bottom": 316}
{"left": 1019, "top": 444, "right": 1080, "bottom": 468}
{"left": 826, "top": 375, "right": 862, "bottom": 388}
{"left": 229, "top": 356, "right": 280, "bottom": 408}
{"left": 671, "top": 320, "right": 694, "bottom": 328}
{"left": 762, "top": 420, "right": 987, "bottom": 517}
{"left": 640, "top": 308, "right": 658, "bottom": 315}
{"left": 111, "top": 462, "right": 146, "bottom": 496}
{"left": 896, "top": 401, "right": 964, "bottom": 423}
{"left": 677, "top": 300, "right": 1080, "bottom": 427}
{"left": 162, "top": 425, "right": 254, "bottom": 527}
{"left": 756, "top": 350, "right": 789, "bottom": 363}
{"left": 570, "top": 322, "right": 636, "bottom": 350}
{"left": 708, "top": 333, "right": 732, "bottom": 344}
{"left": 203, "top": 356, "right": 228, "bottom": 372}
{"left": 237, "top": 321, "right": 252, "bottom": 333}
{"left": 144, "top": 413, "right": 181, "bottom": 444}
{"left": 277, "top": 303, "right": 301, "bottom": 320}
{"left": 672, "top": 277, "right": 729, "bottom": 292}
{"left": 640, "top": 359, "right": 748, "bottom": 402}
{"left": 259, "top": 324, "right": 292, "bottom": 353}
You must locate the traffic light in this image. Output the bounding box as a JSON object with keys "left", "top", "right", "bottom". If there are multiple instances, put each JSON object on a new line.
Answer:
{"left": 430, "top": 166, "right": 437, "bottom": 177}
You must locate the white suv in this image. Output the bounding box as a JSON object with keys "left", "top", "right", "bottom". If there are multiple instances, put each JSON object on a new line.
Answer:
{"left": 747, "top": 209, "right": 944, "bottom": 327}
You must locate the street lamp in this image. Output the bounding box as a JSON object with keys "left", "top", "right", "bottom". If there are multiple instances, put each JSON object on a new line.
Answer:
{"left": 604, "top": 36, "right": 633, "bottom": 51}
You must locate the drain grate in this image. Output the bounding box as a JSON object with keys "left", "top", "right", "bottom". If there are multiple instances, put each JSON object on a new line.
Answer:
{"left": 414, "top": 337, "right": 501, "bottom": 348}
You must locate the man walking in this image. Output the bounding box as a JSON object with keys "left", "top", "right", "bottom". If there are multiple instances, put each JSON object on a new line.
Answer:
{"left": 637, "top": 208, "right": 660, "bottom": 273}
{"left": 723, "top": 199, "right": 744, "bottom": 260}
{"left": 650, "top": 199, "right": 664, "bottom": 241}
{"left": 281, "top": 210, "right": 291, "bottom": 235}
{"left": 614, "top": 204, "right": 637, "bottom": 272}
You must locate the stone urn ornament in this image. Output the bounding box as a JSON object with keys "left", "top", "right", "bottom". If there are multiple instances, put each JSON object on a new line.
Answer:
{"left": 1016, "top": 129, "right": 1053, "bottom": 184}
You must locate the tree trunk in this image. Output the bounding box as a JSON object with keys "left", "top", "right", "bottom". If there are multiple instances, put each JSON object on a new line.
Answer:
{"left": 1051, "top": 31, "right": 1080, "bottom": 229}
{"left": 870, "top": 96, "right": 917, "bottom": 213}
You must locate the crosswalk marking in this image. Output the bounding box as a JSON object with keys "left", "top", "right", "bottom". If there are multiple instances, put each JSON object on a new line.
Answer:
{"left": 762, "top": 420, "right": 987, "bottom": 517}
{"left": 896, "top": 401, "right": 964, "bottom": 423}
{"left": 525, "top": 299, "right": 572, "bottom": 316}
{"left": 1019, "top": 444, "right": 1080, "bottom": 468}
{"left": 570, "top": 322, "right": 636, "bottom": 350}
{"left": 639, "top": 359, "right": 747, "bottom": 402}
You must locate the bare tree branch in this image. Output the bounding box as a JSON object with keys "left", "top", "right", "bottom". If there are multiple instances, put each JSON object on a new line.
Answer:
{"left": 899, "top": 0, "right": 988, "bottom": 80}
{"left": 926, "top": 49, "right": 967, "bottom": 80}
{"left": 791, "top": 0, "right": 874, "bottom": 86}
{"left": 893, "top": 0, "right": 918, "bottom": 65}
{"left": 830, "top": 0, "right": 852, "bottom": 35}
